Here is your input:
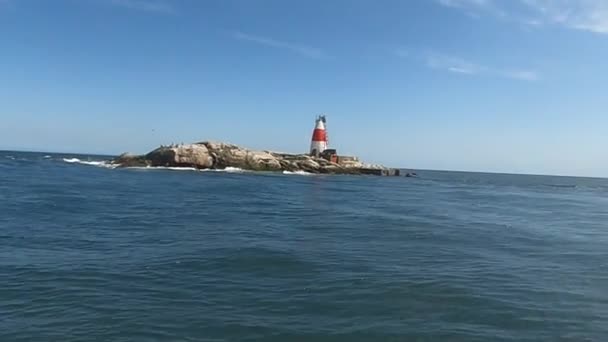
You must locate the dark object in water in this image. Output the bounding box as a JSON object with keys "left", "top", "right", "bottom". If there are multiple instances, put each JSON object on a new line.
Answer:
{"left": 405, "top": 172, "right": 417, "bottom": 178}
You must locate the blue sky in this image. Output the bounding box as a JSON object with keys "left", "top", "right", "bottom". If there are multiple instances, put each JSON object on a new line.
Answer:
{"left": 1, "top": 0, "right": 608, "bottom": 177}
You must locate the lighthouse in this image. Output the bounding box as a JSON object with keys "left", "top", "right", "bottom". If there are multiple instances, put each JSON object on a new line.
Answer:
{"left": 310, "top": 115, "right": 328, "bottom": 156}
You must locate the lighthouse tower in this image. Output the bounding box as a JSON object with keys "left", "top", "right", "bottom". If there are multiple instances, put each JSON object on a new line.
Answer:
{"left": 310, "top": 115, "right": 328, "bottom": 156}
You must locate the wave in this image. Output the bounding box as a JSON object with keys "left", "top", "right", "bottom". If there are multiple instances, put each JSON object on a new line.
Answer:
{"left": 201, "top": 167, "right": 246, "bottom": 173}
{"left": 164, "top": 166, "right": 197, "bottom": 171}
{"left": 5, "top": 155, "right": 15, "bottom": 160}
{"left": 540, "top": 183, "right": 576, "bottom": 189}
{"left": 62, "top": 158, "right": 117, "bottom": 169}
{"left": 127, "top": 166, "right": 246, "bottom": 172}
{"left": 43, "top": 155, "right": 52, "bottom": 159}
{"left": 125, "top": 166, "right": 246, "bottom": 172}
{"left": 126, "top": 166, "right": 198, "bottom": 171}
{"left": 283, "top": 170, "right": 314, "bottom": 176}
{"left": 61, "top": 158, "right": 256, "bottom": 174}
{"left": 62, "top": 159, "right": 248, "bottom": 173}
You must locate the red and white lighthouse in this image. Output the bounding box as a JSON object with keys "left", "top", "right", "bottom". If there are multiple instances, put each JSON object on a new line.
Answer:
{"left": 310, "top": 115, "right": 328, "bottom": 156}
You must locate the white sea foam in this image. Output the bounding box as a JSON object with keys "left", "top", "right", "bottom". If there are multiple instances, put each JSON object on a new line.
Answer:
{"left": 102, "top": 165, "right": 248, "bottom": 172}
{"left": 167, "top": 167, "right": 197, "bottom": 171}
{"left": 43, "top": 155, "right": 52, "bottom": 159}
{"left": 63, "top": 158, "right": 117, "bottom": 168}
{"left": 223, "top": 167, "right": 245, "bottom": 173}
{"left": 283, "top": 170, "right": 314, "bottom": 176}
{"left": 201, "top": 167, "right": 246, "bottom": 173}
{"left": 125, "top": 166, "right": 198, "bottom": 171}
{"left": 63, "top": 159, "right": 250, "bottom": 173}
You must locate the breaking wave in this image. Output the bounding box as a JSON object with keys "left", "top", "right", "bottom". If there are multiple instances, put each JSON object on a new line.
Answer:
{"left": 59, "top": 157, "right": 269, "bottom": 175}
{"left": 283, "top": 170, "right": 314, "bottom": 176}
{"left": 63, "top": 158, "right": 117, "bottom": 169}
{"left": 125, "top": 166, "right": 246, "bottom": 173}
{"left": 202, "top": 167, "right": 246, "bottom": 173}
{"left": 62, "top": 159, "right": 249, "bottom": 173}
{"left": 126, "top": 166, "right": 198, "bottom": 171}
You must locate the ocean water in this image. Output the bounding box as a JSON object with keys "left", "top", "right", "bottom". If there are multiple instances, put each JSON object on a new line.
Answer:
{"left": 1, "top": 151, "right": 608, "bottom": 341}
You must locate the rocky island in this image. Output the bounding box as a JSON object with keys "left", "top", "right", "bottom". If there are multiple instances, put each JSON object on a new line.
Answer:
{"left": 109, "top": 116, "right": 407, "bottom": 176}
{"left": 111, "top": 141, "right": 401, "bottom": 176}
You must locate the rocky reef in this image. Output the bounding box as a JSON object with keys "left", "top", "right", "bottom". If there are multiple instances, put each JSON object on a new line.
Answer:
{"left": 112, "top": 141, "right": 400, "bottom": 176}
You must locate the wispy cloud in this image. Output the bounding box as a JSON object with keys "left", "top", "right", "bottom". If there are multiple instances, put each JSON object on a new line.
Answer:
{"left": 233, "top": 31, "right": 326, "bottom": 59}
{"left": 523, "top": 0, "right": 608, "bottom": 34}
{"left": 438, "top": 0, "right": 490, "bottom": 9}
{"left": 426, "top": 54, "right": 485, "bottom": 75}
{"left": 503, "top": 69, "right": 539, "bottom": 81}
{"left": 436, "top": 0, "right": 608, "bottom": 34}
{"left": 110, "top": 0, "right": 175, "bottom": 14}
{"left": 437, "top": 0, "right": 508, "bottom": 18}
{"left": 400, "top": 50, "right": 539, "bottom": 81}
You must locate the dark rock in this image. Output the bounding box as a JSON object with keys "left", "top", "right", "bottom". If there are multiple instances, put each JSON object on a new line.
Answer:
{"left": 113, "top": 153, "right": 149, "bottom": 167}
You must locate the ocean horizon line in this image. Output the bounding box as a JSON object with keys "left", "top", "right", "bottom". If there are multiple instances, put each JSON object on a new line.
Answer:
{"left": 2, "top": 148, "right": 605, "bottom": 180}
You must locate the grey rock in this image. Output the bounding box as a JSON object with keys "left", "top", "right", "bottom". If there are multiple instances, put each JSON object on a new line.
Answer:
{"left": 145, "top": 144, "right": 213, "bottom": 169}
{"left": 201, "top": 141, "right": 283, "bottom": 171}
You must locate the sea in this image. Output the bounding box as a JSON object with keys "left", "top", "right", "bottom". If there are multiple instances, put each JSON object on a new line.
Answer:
{"left": 1, "top": 150, "right": 607, "bottom": 341}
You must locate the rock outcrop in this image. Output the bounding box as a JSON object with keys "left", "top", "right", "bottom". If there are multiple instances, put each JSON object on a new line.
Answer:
{"left": 203, "top": 141, "right": 283, "bottom": 171}
{"left": 113, "top": 144, "right": 213, "bottom": 169}
{"left": 111, "top": 141, "right": 400, "bottom": 176}
{"left": 147, "top": 144, "right": 213, "bottom": 168}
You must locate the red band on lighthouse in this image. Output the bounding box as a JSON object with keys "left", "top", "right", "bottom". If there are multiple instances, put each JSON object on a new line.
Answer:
{"left": 312, "top": 128, "right": 327, "bottom": 142}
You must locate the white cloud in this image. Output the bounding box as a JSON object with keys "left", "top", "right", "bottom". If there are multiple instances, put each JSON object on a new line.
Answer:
{"left": 523, "top": 0, "right": 608, "bottom": 34}
{"left": 437, "top": 0, "right": 509, "bottom": 19}
{"left": 438, "top": 0, "right": 490, "bottom": 8}
{"left": 404, "top": 51, "right": 539, "bottom": 81}
{"left": 501, "top": 69, "right": 540, "bottom": 81}
{"left": 426, "top": 54, "right": 486, "bottom": 75}
{"left": 233, "top": 31, "right": 326, "bottom": 59}
{"left": 110, "top": 0, "right": 174, "bottom": 14}
{"left": 436, "top": 0, "right": 608, "bottom": 34}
